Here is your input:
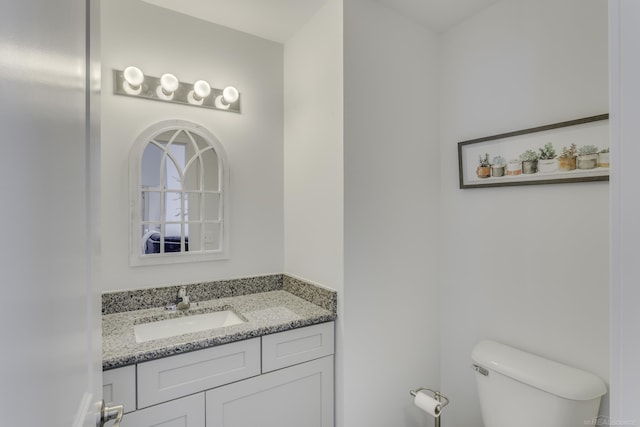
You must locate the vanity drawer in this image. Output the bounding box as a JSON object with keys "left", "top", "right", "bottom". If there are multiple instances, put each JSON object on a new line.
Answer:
{"left": 262, "top": 322, "right": 334, "bottom": 373}
{"left": 103, "top": 365, "right": 136, "bottom": 414}
{"left": 137, "top": 338, "right": 261, "bottom": 408}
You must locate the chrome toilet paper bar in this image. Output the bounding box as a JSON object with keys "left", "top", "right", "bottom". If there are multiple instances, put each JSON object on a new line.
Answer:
{"left": 410, "top": 387, "right": 449, "bottom": 427}
{"left": 409, "top": 387, "right": 449, "bottom": 408}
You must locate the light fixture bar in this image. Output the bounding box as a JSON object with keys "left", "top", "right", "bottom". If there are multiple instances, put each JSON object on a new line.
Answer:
{"left": 113, "top": 69, "right": 241, "bottom": 113}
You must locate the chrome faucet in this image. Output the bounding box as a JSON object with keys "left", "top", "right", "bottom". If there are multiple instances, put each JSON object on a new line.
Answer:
{"left": 176, "top": 286, "right": 190, "bottom": 310}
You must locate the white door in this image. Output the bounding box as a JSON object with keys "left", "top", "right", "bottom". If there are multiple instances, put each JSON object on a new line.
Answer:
{"left": 0, "top": 1, "right": 103, "bottom": 426}
{"left": 610, "top": 0, "right": 640, "bottom": 421}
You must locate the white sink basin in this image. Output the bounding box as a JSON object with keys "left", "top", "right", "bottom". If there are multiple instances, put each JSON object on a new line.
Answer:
{"left": 134, "top": 310, "right": 245, "bottom": 343}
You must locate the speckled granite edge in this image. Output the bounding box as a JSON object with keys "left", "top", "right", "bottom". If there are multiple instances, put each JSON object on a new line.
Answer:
{"left": 102, "top": 290, "right": 336, "bottom": 370}
{"left": 283, "top": 275, "right": 337, "bottom": 315}
{"left": 102, "top": 274, "right": 283, "bottom": 315}
{"left": 103, "top": 316, "right": 336, "bottom": 370}
{"left": 102, "top": 274, "right": 338, "bottom": 316}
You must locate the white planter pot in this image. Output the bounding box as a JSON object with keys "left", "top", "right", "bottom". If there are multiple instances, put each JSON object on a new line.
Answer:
{"left": 577, "top": 154, "right": 598, "bottom": 169}
{"left": 538, "top": 158, "right": 557, "bottom": 173}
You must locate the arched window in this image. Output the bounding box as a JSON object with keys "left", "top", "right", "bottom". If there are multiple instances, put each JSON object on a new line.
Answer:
{"left": 130, "top": 120, "right": 229, "bottom": 265}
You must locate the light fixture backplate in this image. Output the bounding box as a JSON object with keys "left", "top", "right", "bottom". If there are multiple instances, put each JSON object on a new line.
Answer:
{"left": 113, "top": 69, "right": 240, "bottom": 113}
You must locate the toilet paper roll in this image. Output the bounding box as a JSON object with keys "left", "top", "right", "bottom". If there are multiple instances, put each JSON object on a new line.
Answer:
{"left": 414, "top": 391, "right": 442, "bottom": 418}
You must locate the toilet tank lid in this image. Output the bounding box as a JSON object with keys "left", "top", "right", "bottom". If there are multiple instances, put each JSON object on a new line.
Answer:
{"left": 472, "top": 340, "right": 607, "bottom": 401}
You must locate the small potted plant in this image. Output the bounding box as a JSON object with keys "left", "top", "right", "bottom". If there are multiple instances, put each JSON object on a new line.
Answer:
{"left": 506, "top": 158, "right": 522, "bottom": 176}
{"left": 598, "top": 147, "right": 610, "bottom": 168}
{"left": 491, "top": 155, "right": 507, "bottom": 177}
{"left": 476, "top": 153, "right": 491, "bottom": 179}
{"left": 558, "top": 143, "right": 577, "bottom": 171}
{"left": 537, "top": 143, "right": 557, "bottom": 173}
{"left": 577, "top": 145, "right": 599, "bottom": 169}
{"left": 519, "top": 149, "right": 539, "bottom": 174}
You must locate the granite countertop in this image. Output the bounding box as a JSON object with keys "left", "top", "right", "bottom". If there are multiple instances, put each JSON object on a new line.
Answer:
{"left": 103, "top": 289, "right": 336, "bottom": 370}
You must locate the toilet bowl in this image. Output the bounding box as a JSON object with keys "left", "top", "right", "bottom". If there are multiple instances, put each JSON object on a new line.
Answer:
{"left": 472, "top": 340, "right": 606, "bottom": 427}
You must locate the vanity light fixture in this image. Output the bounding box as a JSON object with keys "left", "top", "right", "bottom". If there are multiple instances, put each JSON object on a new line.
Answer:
{"left": 123, "top": 66, "right": 144, "bottom": 95}
{"left": 113, "top": 66, "right": 241, "bottom": 113}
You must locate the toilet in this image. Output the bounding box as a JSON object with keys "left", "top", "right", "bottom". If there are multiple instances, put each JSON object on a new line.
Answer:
{"left": 472, "top": 340, "right": 607, "bottom": 427}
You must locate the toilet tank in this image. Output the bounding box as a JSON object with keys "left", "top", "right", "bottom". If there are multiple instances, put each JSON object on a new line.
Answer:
{"left": 472, "top": 340, "right": 607, "bottom": 427}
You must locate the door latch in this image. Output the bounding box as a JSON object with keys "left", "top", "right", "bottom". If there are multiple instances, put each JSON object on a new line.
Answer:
{"left": 99, "top": 400, "right": 124, "bottom": 427}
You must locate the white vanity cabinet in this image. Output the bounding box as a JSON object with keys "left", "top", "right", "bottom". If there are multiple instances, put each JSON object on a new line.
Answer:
{"left": 103, "top": 322, "right": 335, "bottom": 427}
{"left": 206, "top": 355, "right": 333, "bottom": 427}
{"left": 207, "top": 321, "right": 334, "bottom": 427}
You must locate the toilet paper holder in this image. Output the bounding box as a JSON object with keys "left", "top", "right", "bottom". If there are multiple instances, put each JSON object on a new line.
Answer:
{"left": 409, "top": 387, "right": 449, "bottom": 408}
{"left": 410, "top": 387, "right": 449, "bottom": 427}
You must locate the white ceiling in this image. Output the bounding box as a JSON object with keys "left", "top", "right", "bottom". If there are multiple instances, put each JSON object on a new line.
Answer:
{"left": 141, "top": 0, "right": 327, "bottom": 43}
{"left": 141, "top": 0, "right": 501, "bottom": 43}
{"left": 376, "top": 0, "right": 501, "bottom": 33}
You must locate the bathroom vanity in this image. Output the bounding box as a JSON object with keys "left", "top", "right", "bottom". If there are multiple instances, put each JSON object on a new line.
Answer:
{"left": 102, "top": 275, "right": 336, "bottom": 427}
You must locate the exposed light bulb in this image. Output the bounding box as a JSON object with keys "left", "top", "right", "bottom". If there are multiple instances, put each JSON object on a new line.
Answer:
{"left": 215, "top": 86, "right": 239, "bottom": 110}
{"left": 123, "top": 66, "right": 144, "bottom": 95}
{"left": 157, "top": 73, "right": 179, "bottom": 100}
{"left": 222, "top": 86, "right": 239, "bottom": 104}
{"left": 188, "top": 80, "right": 212, "bottom": 105}
{"left": 193, "top": 80, "right": 211, "bottom": 100}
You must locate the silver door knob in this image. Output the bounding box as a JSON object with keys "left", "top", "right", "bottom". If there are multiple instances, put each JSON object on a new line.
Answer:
{"left": 99, "top": 400, "right": 124, "bottom": 427}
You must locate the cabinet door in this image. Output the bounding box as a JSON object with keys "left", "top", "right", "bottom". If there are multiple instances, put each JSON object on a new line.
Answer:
{"left": 206, "top": 355, "right": 333, "bottom": 427}
{"left": 103, "top": 365, "right": 136, "bottom": 414}
{"left": 121, "top": 393, "right": 204, "bottom": 427}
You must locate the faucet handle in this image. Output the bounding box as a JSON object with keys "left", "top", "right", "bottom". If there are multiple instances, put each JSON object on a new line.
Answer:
{"left": 176, "top": 286, "right": 190, "bottom": 310}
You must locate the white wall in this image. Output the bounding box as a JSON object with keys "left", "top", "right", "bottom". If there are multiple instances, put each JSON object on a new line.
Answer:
{"left": 343, "top": 1, "right": 441, "bottom": 426}
{"left": 438, "top": 0, "right": 610, "bottom": 425}
{"left": 283, "top": 0, "right": 344, "bottom": 424}
{"left": 101, "top": 0, "right": 284, "bottom": 290}
{"left": 284, "top": 0, "right": 344, "bottom": 295}
{"left": 610, "top": 1, "right": 640, "bottom": 424}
